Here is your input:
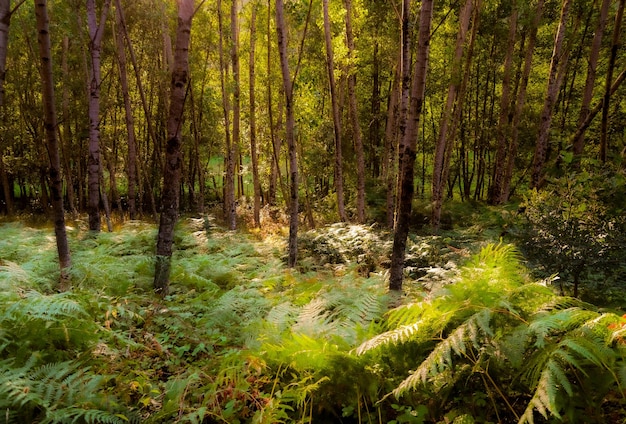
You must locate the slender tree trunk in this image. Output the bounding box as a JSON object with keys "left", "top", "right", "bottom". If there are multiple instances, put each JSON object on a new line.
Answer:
{"left": 230, "top": 0, "right": 241, "bottom": 228}
{"left": 60, "top": 36, "right": 77, "bottom": 214}
{"left": 0, "top": 0, "right": 13, "bottom": 215}
{"left": 531, "top": 0, "right": 571, "bottom": 188}
{"left": 344, "top": 0, "right": 365, "bottom": 223}
{"left": 154, "top": 0, "right": 194, "bottom": 296}
{"left": 432, "top": 0, "right": 474, "bottom": 229}
{"left": 384, "top": 61, "right": 400, "bottom": 229}
{"left": 86, "top": 0, "right": 111, "bottom": 231}
{"left": 276, "top": 0, "right": 298, "bottom": 267}
{"left": 389, "top": 0, "right": 434, "bottom": 291}
{"left": 600, "top": 0, "right": 624, "bottom": 162}
{"left": 369, "top": 41, "right": 381, "bottom": 178}
{"left": 218, "top": 0, "right": 235, "bottom": 228}
{"left": 34, "top": 0, "right": 71, "bottom": 290}
{"left": 573, "top": 0, "right": 609, "bottom": 158}
{"left": 502, "top": 0, "right": 544, "bottom": 201}
{"left": 114, "top": 0, "right": 137, "bottom": 219}
{"left": 490, "top": 6, "right": 517, "bottom": 204}
{"left": 322, "top": 0, "right": 347, "bottom": 222}
{"left": 249, "top": 6, "right": 261, "bottom": 227}
{"left": 393, "top": 0, "right": 412, "bottom": 228}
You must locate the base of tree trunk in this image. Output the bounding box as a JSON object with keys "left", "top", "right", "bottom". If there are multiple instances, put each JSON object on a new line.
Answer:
{"left": 154, "top": 255, "right": 172, "bottom": 297}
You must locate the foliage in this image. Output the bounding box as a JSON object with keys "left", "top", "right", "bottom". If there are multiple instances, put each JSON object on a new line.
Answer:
{"left": 357, "top": 243, "right": 626, "bottom": 423}
{"left": 516, "top": 167, "right": 626, "bottom": 302}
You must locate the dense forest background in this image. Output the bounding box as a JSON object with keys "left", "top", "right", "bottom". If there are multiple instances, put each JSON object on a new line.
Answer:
{"left": 2, "top": 0, "right": 626, "bottom": 423}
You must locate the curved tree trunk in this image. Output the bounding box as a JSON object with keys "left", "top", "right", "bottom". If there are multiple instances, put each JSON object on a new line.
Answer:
{"left": 389, "top": 0, "right": 434, "bottom": 291}
{"left": 34, "top": 0, "right": 71, "bottom": 290}
{"left": 154, "top": 0, "right": 194, "bottom": 296}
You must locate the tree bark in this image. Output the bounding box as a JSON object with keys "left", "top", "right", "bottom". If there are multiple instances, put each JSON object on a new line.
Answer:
{"left": 34, "top": 0, "right": 71, "bottom": 289}
{"left": 600, "top": 0, "right": 624, "bottom": 162}
{"left": 344, "top": 0, "right": 365, "bottom": 223}
{"left": 572, "top": 0, "right": 610, "bottom": 158}
{"left": 86, "top": 0, "right": 111, "bottom": 231}
{"left": 230, "top": 0, "right": 241, "bottom": 228}
{"left": 432, "top": 0, "right": 474, "bottom": 229}
{"left": 531, "top": 0, "right": 571, "bottom": 188}
{"left": 502, "top": 0, "right": 544, "bottom": 201}
{"left": 490, "top": 6, "right": 517, "bottom": 205}
{"left": 114, "top": 0, "right": 138, "bottom": 220}
{"left": 249, "top": 5, "right": 261, "bottom": 227}
{"left": 0, "top": 0, "right": 12, "bottom": 215}
{"left": 275, "top": 0, "right": 298, "bottom": 267}
{"left": 154, "top": 0, "right": 194, "bottom": 296}
{"left": 389, "top": 0, "right": 434, "bottom": 291}
{"left": 323, "top": 0, "right": 347, "bottom": 222}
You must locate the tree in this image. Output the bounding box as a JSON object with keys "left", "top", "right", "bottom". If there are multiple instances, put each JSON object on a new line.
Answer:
{"left": 344, "top": 0, "right": 365, "bottom": 223}
{"left": 275, "top": 0, "right": 298, "bottom": 267}
{"left": 34, "top": 0, "right": 71, "bottom": 289}
{"left": 322, "top": 0, "right": 347, "bottom": 222}
{"left": 114, "top": 0, "right": 138, "bottom": 220}
{"left": 531, "top": 0, "right": 571, "bottom": 189}
{"left": 389, "top": 0, "right": 434, "bottom": 291}
{"left": 431, "top": 0, "right": 475, "bottom": 229}
{"left": 249, "top": 3, "right": 261, "bottom": 228}
{"left": 86, "top": 0, "right": 112, "bottom": 231}
{"left": 154, "top": 0, "right": 195, "bottom": 296}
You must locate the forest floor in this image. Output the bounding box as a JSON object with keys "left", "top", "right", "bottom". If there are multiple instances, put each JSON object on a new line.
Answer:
{"left": 1, "top": 203, "right": 624, "bottom": 423}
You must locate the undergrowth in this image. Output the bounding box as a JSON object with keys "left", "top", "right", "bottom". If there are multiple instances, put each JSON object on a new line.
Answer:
{"left": 0, "top": 217, "right": 624, "bottom": 423}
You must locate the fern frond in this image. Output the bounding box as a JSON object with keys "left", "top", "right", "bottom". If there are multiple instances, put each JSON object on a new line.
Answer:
{"left": 520, "top": 357, "right": 565, "bottom": 423}
{"left": 41, "top": 408, "right": 129, "bottom": 424}
{"left": 528, "top": 308, "right": 598, "bottom": 348}
{"left": 354, "top": 322, "right": 421, "bottom": 355}
{"left": 5, "top": 290, "right": 87, "bottom": 321}
{"left": 392, "top": 310, "right": 493, "bottom": 398}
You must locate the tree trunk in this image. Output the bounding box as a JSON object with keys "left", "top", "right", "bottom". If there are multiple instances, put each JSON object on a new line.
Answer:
{"left": 432, "top": 0, "right": 474, "bottom": 230}
{"left": 490, "top": 6, "right": 517, "bottom": 205}
{"left": 322, "top": 0, "right": 347, "bottom": 222}
{"left": 154, "top": 0, "right": 194, "bottom": 296}
{"left": 249, "top": 5, "right": 261, "bottom": 227}
{"left": 0, "top": 0, "right": 12, "bottom": 215}
{"left": 531, "top": 0, "right": 571, "bottom": 188}
{"left": 218, "top": 0, "right": 235, "bottom": 228}
{"left": 600, "top": 0, "right": 624, "bottom": 162}
{"left": 114, "top": 0, "right": 138, "bottom": 219}
{"left": 344, "top": 0, "right": 365, "bottom": 223}
{"left": 389, "top": 0, "right": 434, "bottom": 292}
{"left": 275, "top": 0, "right": 298, "bottom": 267}
{"left": 60, "top": 36, "right": 77, "bottom": 215}
{"left": 572, "top": 0, "right": 609, "bottom": 158}
{"left": 230, "top": 0, "right": 241, "bottom": 228}
{"left": 34, "top": 0, "right": 71, "bottom": 290}
{"left": 502, "top": 0, "right": 544, "bottom": 201}
{"left": 86, "top": 0, "right": 111, "bottom": 231}
{"left": 384, "top": 61, "right": 400, "bottom": 229}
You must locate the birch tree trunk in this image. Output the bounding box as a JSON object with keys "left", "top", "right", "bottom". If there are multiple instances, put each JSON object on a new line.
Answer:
{"left": 323, "top": 0, "right": 347, "bottom": 222}
{"left": 249, "top": 5, "right": 261, "bottom": 227}
{"left": 154, "top": 0, "right": 194, "bottom": 296}
{"left": 276, "top": 0, "right": 298, "bottom": 267}
{"left": 86, "top": 0, "right": 111, "bottom": 231}
{"left": 114, "top": 0, "right": 138, "bottom": 220}
{"left": 34, "top": 0, "right": 71, "bottom": 290}
{"left": 531, "top": 0, "right": 571, "bottom": 188}
{"left": 432, "top": 0, "right": 473, "bottom": 229}
{"left": 0, "top": 0, "right": 12, "bottom": 215}
{"left": 389, "top": 0, "right": 434, "bottom": 291}
{"left": 600, "top": 0, "right": 624, "bottom": 162}
{"left": 501, "top": 0, "right": 544, "bottom": 201}
{"left": 572, "top": 0, "right": 610, "bottom": 158}
{"left": 490, "top": 6, "right": 517, "bottom": 205}
{"left": 344, "top": 0, "right": 365, "bottom": 223}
